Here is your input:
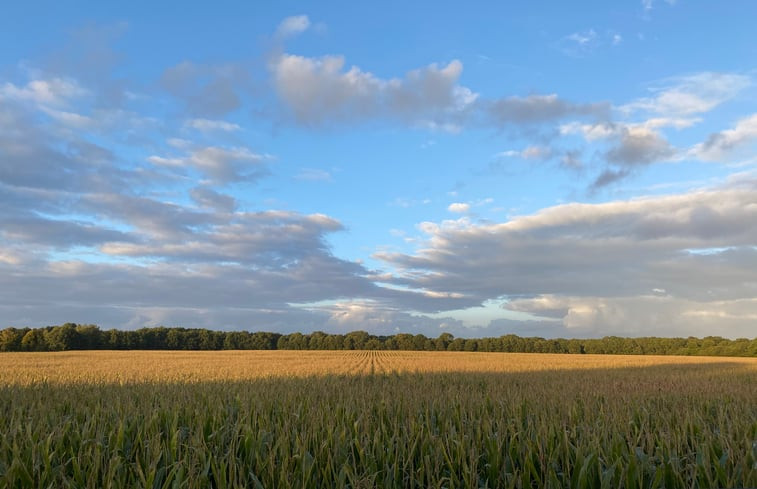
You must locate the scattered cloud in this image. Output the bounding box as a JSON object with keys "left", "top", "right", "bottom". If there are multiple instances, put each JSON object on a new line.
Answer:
{"left": 1, "top": 15, "right": 755, "bottom": 337}
{"left": 498, "top": 145, "right": 553, "bottom": 161}
{"left": 605, "top": 126, "right": 675, "bottom": 166}
{"left": 294, "top": 168, "right": 333, "bottom": 182}
{"left": 486, "top": 94, "right": 609, "bottom": 126}
{"left": 690, "top": 113, "right": 757, "bottom": 162}
{"left": 620, "top": 72, "right": 751, "bottom": 116}
{"left": 275, "top": 15, "right": 311, "bottom": 39}
{"left": 148, "top": 145, "right": 271, "bottom": 184}
{"left": 185, "top": 118, "right": 241, "bottom": 132}
{"left": 559, "top": 29, "right": 599, "bottom": 55}
{"left": 447, "top": 202, "right": 471, "bottom": 214}
{"left": 642, "top": 0, "right": 678, "bottom": 13}
{"left": 556, "top": 29, "right": 626, "bottom": 56}
{"left": 189, "top": 186, "right": 237, "bottom": 213}
{"left": 0, "top": 77, "right": 87, "bottom": 106}
{"left": 270, "top": 53, "right": 477, "bottom": 128}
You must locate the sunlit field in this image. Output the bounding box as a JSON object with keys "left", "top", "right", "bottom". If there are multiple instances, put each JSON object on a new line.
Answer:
{"left": 1, "top": 351, "right": 755, "bottom": 488}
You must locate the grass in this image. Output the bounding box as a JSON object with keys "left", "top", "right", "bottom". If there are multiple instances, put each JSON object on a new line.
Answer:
{"left": 1, "top": 351, "right": 755, "bottom": 488}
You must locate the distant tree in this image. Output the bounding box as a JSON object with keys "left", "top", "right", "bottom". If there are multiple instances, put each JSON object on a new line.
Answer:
{"left": 435, "top": 333, "right": 454, "bottom": 351}
{"left": 223, "top": 332, "right": 243, "bottom": 350}
{"left": 448, "top": 338, "right": 465, "bottom": 351}
{"left": 198, "top": 329, "right": 222, "bottom": 350}
{"left": 106, "top": 329, "right": 127, "bottom": 349}
{"left": 21, "top": 329, "right": 48, "bottom": 351}
{"left": 345, "top": 331, "right": 370, "bottom": 350}
{"left": 308, "top": 331, "right": 327, "bottom": 350}
{"left": 0, "top": 328, "right": 25, "bottom": 351}
{"left": 392, "top": 334, "right": 413, "bottom": 350}
{"left": 44, "top": 324, "right": 79, "bottom": 351}
{"left": 75, "top": 325, "right": 103, "bottom": 349}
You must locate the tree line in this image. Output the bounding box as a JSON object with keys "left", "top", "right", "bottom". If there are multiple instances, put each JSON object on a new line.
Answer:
{"left": 0, "top": 324, "right": 755, "bottom": 356}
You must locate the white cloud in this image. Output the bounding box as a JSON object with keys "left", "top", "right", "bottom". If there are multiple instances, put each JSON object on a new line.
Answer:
{"left": 276, "top": 15, "right": 311, "bottom": 39}
{"left": 507, "top": 295, "right": 756, "bottom": 337}
{"left": 561, "top": 120, "right": 676, "bottom": 186}
{"left": 270, "top": 53, "right": 477, "bottom": 127}
{"left": 377, "top": 180, "right": 757, "bottom": 337}
{"left": 0, "top": 77, "right": 87, "bottom": 106}
{"left": 40, "top": 107, "right": 93, "bottom": 128}
{"left": 447, "top": 202, "right": 471, "bottom": 213}
{"left": 566, "top": 29, "right": 597, "bottom": 46}
{"left": 148, "top": 145, "right": 271, "bottom": 184}
{"left": 690, "top": 113, "right": 757, "bottom": 162}
{"left": 621, "top": 72, "right": 751, "bottom": 116}
{"left": 642, "top": 0, "right": 677, "bottom": 12}
{"left": 560, "top": 121, "right": 618, "bottom": 141}
{"left": 558, "top": 29, "right": 602, "bottom": 56}
{"left": 498, "top": 145, "right": 553, "bottom": 160}
{"left": 522, "top": 145, "right": 552, "bottom": 160}
{"left": 605, "top": 126, "right": 675, "bottom": 166}
{"left": 185, "top": 118, "right": 241, "bottom": 132}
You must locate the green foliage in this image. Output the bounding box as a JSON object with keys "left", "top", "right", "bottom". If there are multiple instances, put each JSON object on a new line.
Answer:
{"left": 1, "top": 363, "right": 755, "bottom": 488}
{"left": 0, "top": 324, "right": 755, "bottom": 356}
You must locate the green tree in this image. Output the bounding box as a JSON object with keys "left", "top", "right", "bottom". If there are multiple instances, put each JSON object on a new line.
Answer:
{"left": 0, "top": 328, "right": 25, "bottom": 351}
{"left": 21, "top": 329, "right": 48, "bottom": 351}
{"left": 435, "top": 332, "right": 454, "bottom": 351}
{"left": 45, "top": 324, "right": 79, "bottom": 351}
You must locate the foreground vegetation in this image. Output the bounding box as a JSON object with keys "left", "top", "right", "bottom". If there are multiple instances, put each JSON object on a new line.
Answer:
{"left": 2, "top": 323, "right": 755, "bottom": 356}
{"left": 1, "top": 351, "right": 755, "bottom": 488}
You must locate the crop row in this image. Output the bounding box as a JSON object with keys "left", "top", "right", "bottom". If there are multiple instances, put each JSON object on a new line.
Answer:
{"left": 1, "top": 353, "right": 755, "bottom": 488}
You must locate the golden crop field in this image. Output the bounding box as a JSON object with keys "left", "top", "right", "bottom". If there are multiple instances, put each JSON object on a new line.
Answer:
{"left": 1, "top": 351, "right": 756, "bottom": 488}
{"left": 1, "top": 350, "right": 752, "bottom": 384}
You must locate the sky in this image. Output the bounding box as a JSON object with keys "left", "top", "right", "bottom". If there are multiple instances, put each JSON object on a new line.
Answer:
{"left": 1, "top": 1, "right": 756, "bottom": 339}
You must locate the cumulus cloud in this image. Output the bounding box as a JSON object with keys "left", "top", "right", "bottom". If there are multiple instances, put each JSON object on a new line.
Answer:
{"left": 376, "top": 180, "right": 757, "bottom": 337}
{"left": 447, "top": 202, "right": 471, "bottom": 213}
{"left": 507, "top": 295, "right": 757, "bottom": 338}
{"left": 0, "top": 57, "right": 477, "bottom": 333}
{"left": 2, "top": 18, "right": 756, "bottom": 337}
{"left": 270, "top": 53, "right": 477, "bottom": 128}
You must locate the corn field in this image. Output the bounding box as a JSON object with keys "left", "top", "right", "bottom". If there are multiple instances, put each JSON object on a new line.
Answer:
{"left": 1, "top": 351, "right": 755, "bottom": 488}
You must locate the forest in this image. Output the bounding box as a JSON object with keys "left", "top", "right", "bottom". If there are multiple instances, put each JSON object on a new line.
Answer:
{"left": 0, "top": 323, "right": 754, "bottom": 356}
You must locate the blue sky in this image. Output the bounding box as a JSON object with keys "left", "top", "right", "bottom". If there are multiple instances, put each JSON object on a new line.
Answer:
{"left": 1, "top": 1, "right": 756, "bottom": 338}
